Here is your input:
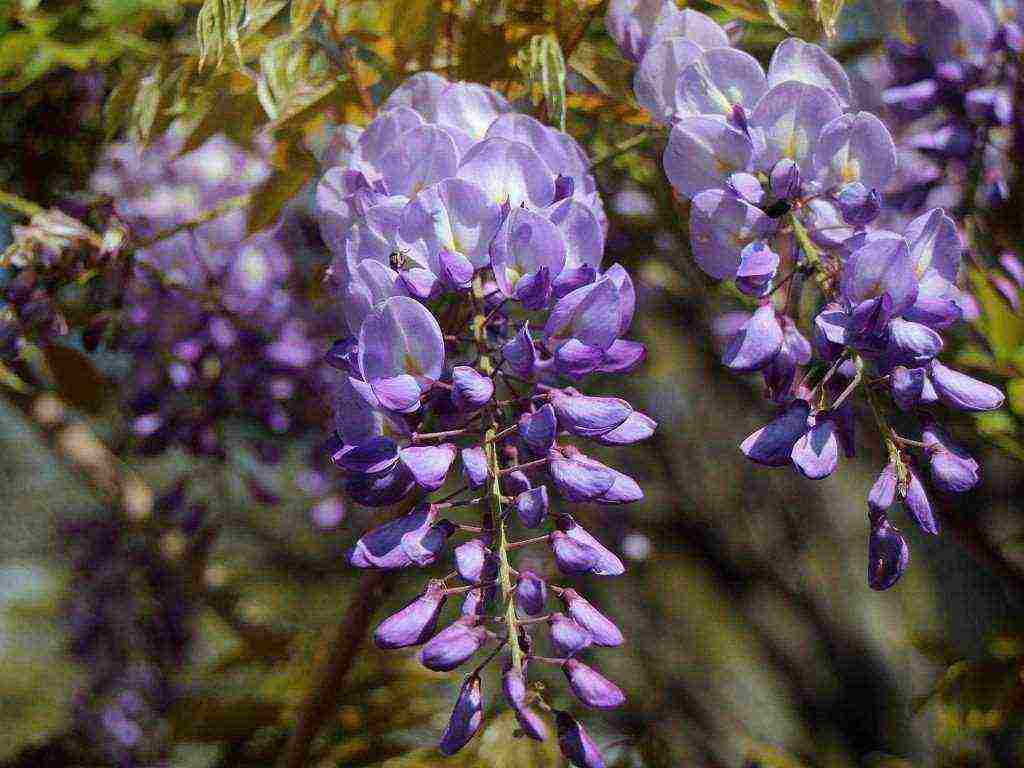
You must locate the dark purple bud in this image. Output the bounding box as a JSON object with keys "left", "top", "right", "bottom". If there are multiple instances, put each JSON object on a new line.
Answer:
{"left": 350, "top": 505, "right": 447, "bottom": 569}
{"left": 398, "top": 443, "right": 457, "bottom": 491}
{"left": 790, "top": 416, "right": 839, "bottom": 480}
{"left": 922, "top": 424, "right": 980, "bottom": 493}
{"left": 515, "top": 707, "right": 548, "bottom": 741}
{"left": 420, "top": 617, "right": 488, "bottom": 671}
{"left": 929, "top": 361, "right": 1004, "bottom": 411}
{"left": 847, "top": 294, "right": 894, "bottom": 340}
{"left": 439, "top": 675, "right": 483, "bottom": 756}
{"left": 515, "top": 570, "right": 547, "bottom": 616}
{"left": 549, "top": 447, "right": 614, "bottom": 501}
{"left": 451, "top": 365, "right": 494, "bottom": 411}
{"left": 731, "top": 103, "right": 749, "bottom": 133}
{"left": 505, "top": 468, "right": 532, "bottom": 496}
{"left": 504, "top": 323, "right": 537, "bottom": 379}
{"left": 769, "top": 159, "right": 801, "bottom": 201}
{"left": 551, "top": 530, "right": 599, "bottom": 574}
{"left": 502, "top": 665, "right": 527, "bottom": 708}
{"left": 563, "top": 658, "right": 626, "bottom": 709}
{"left": 835, "top": 182, "right": 881, "bottom": 226}
{"left": 515, "top": 266, "right": 553, "bottom": 310}
{"left": 556, "top": 711, "right": 605, "bottom": 768}
{"left": 868, "top": 513, "right": 909, "bottom": 591}
{"left": 728, "top": 172, "right": 765, "bottom": 206}
{"left": 891, "top": 366, "right": 926, "bottom": 410}
{"left": 868, "top": 462, "right": 897, "bottom": 513}
{"left": 374, "top": 581, "right": 447, "bottom": 649}
{"left": 550, "top": 392, "right": 632, "bottom": 438}
{"left": 735, "top": 241, "right": 779, "bottom": 298}
{"left": 461, "top": 446, "right": 489, "bottom": 488}
{"left": 723, "top": 304, "right": 784, "bottom": 372}
{"left": 560, "top": 588, "right": 623, "bottom": 646}
{"left": 554, "top": 174, "right": 575, "bottom": 203}
{"left": 740, "top": 400, "right": 811, "bottom": 467}
{"left": 333, "top": 436, "right": 400, "bottom": 476}
{"left": 903, "top": 470, "right": 938, "bottom": 535}
{"left": 439, "top": 248, "right": 475, "bottom": 290}
{"left": 455, "top": 538, "right": 497, "bottom": 584}
{"left": 514, "top": 486, "right": 549, "bottom": 528}
{"left": 549, "top": 612, "right": 593, "bottom": 657}
{"left": 519, "top": 404, "right": 557, "bottom": 453}
{"left": 560, "top": 517, "right": 625, "bottom": 576}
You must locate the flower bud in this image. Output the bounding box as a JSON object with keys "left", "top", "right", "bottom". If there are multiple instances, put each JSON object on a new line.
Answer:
{"left": 515, "top": 706, "right": 548, "bottom": 741}
{"left": 439, "top": 674, "right": 483, "bottom": 756}
{"left": 514, "top": 266, "right": 553, "bottom": 310}
{"left": 451, "top": 365, "right": 494, "bottom": 411}
{"left": 563, "top": 658, "right": 626, "bottom": 709}
{"left": 514, "top": 570, "right": 547, "bottom": 616}
{"left": 514, "top": 486, "right": 549, "bottom": 528}
{"left": 454, "top": 538, "right": 497, "bottom": 584}
{"left": 868, "top": 462, "right": 896, "bottom": 513}
{"left": 461, "top": 447, "right": 489, "bottom": 488}
{"left": 868, "top": 513, "right": 909, "bottom": 591}
{"left": 556, "top": 711, "right": 605, "bottom": 768}
{"left": 550, "top": 392, "right": 632, "bottom": 438}
{"left": 903, "top": 470, "right": 939, "bottom": 535}
{"left": 549, "top": 612, "right": 593, "bottom": 657}
{"left": 922, "top": 424, "right": 980, "bottom": 493}
{"left": 374, "top": 581, "right": 447, "bottom": 649}
{"left": 929, "top": 361, "right": 1004, "bottom": 412}
{"left": 502, "top": 665, "right": 527, "bottom": 709}
{"left": 553, "top": 174, "right": 575, "bottom": 203}
{"left": 723, "top": 304, "right": 784, "bottom": 372}
{"left": 551, "top": 531, "right": 599, "bottom": 574}
{"left": 519, "top": 404, "right": 557, "bottom": 453}
{"left": 560, "top": 588, "right": 623, "bottom": 647}
{"left": 419, "top": 617, "right": 488, "bottom": 671}
{"left": 503, "top": 323, "right": 536, "bottom": 379}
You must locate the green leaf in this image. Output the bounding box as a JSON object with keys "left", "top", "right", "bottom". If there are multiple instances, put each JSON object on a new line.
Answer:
{"left": 814, "top": 0, "right": 846, "bottom": 39}
{"left": 1008, "top": 378, "right": 1024, "bottom": 417}
{"left": 568, "top": 39, "right": 633, "bottom": 101}
{"left": 290, "top": 0, "right": 323, "bottom": 33}
{"left": 246, "top": 133, "right": 319, "bottom": 234}
{"left": 517, "top": 33, "right": 567, "bottom": 131}
{"left": 197, "top": 0, "right": 245, "bottom": 69}
{"left": 969, "top": 268, "right": 1024, "bottom": 361}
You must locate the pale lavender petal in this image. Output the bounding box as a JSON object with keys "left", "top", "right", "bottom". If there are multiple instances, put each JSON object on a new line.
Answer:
{"left": 689, "top": 189, "right": 771, "bottom": 279}
{"left": 750, "top": 82, "right": 842, "bottom": 175}
{"left": 664, "top": 117, "right": 754, "bottom": 200}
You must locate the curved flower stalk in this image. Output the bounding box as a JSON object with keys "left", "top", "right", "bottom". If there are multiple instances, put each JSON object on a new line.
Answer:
{"left": 608, "top": 0, "right": 1004, "bottom": 590}
{"left": 320, "top": 72, "right": 650, "bottom": 764}
{"left": 883, "top": 0, "right": 1021, "bottom": 217}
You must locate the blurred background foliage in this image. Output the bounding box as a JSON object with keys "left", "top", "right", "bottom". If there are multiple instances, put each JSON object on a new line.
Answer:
{"left": 2, "top": 0, "right": 1024, "bottom": 767}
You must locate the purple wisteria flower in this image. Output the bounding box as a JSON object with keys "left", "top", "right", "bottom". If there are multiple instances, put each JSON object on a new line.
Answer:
{"left": 320, "top": 71, "right": 648, "bottom": 763}
{"left": 609, "top": 0, "right": 1003, "bottom": 591}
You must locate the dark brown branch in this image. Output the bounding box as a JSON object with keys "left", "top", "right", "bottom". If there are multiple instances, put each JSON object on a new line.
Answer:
{"left": 282, "top": 569, "right": 393, "bottom": 768}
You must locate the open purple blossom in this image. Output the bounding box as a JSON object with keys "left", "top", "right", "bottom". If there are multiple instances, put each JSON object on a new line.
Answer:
{"left": 322, "top": 71, "right": 649, "bottom": 762}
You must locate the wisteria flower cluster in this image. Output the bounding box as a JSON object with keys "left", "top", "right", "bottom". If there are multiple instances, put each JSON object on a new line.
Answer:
{"left": 91, "top": 132, "right": 336, "bottom": 462}
{"left": 883, "top": 0, "right": 1021, "bottom": 218}
{"left": 320, "top": 71, "right": 651, "bottom": 766}
{"left": 60, "top": 484, "right": 210, "bottom": 768}
{"left": 608, "top": 0, "right": 1004, "bottom": 589}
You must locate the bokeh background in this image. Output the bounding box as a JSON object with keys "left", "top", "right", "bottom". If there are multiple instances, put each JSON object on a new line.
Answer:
{"left": 2, "top": 1, "right": 1024, "bottom": 766}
